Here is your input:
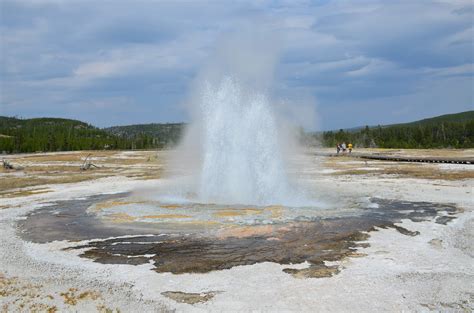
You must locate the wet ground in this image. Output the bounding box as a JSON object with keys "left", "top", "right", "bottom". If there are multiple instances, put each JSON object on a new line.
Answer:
{"left": 18, "top": 193, "right": 461, "bottom": 278}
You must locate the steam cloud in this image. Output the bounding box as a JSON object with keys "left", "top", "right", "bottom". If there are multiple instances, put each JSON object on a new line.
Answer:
{"left": 165, "top": 26, "right": 318, "bottom": 206}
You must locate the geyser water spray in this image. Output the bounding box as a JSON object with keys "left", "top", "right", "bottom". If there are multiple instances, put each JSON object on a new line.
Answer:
{"left": 162, "top": 29, "right": 317, "bottom": 207}
{"left": 197, "top": 76, "right": 290, "bottom": 205}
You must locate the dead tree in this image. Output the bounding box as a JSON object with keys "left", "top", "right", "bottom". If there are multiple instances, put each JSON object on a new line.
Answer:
{"left": 2, "top": 159, "right": 14, "bottom": 170}
{"left": 80, "top": 154, "right": 100, "bottom": 171}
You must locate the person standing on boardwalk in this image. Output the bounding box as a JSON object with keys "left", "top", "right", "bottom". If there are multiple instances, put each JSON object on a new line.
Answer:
{"left": 348, "top": 143, "right": 353, "bottom": 154}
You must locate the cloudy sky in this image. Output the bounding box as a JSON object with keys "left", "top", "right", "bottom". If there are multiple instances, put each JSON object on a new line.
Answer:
{"left": 1, "top": 0, "right": 472, "bottom": 130}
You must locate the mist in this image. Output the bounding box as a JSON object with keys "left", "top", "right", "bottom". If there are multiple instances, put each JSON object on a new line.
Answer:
{"left": 160, "top": 26, "right": 318, "bottom": 206}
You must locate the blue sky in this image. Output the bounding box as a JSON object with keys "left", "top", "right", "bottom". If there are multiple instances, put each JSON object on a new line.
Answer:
{"left": 0, "top": 0, "right": 472, "bottom": 130}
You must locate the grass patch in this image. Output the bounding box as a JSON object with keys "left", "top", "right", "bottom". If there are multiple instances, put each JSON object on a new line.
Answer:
{"left": 0, "top": 187, "right": 52, "bottom": 198}
{"left": 382, "top": 166, "right": 474, "bottom": 180}
{"left": 329, "top": 165, "right": 474, "bottom": 180}
{"left": 0, "top": 174, "right": 108, "bottom": 192}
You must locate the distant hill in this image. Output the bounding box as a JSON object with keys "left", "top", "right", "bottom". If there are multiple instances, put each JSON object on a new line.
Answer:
{"left": 340, "top": 111, "right": 474, "bottom": 132}
{"left": 103, "top": 123, "right": 184, "bottom": 148}
{"left": 2, "top": 110, "right": 472, "bottom": 153}
{"left": 320, "top": 111, "right": 474, "bottom": 149}
{"left": 0, "top": 116, "right": 91, "bottom": 129}
{"left": 394, "top": 111, "right": 474, "bottom": 127}
{"left": 0, "top": 116, "right": 135, "bottom": 153}
{"left": 0, "top": 116, "right": 185, "bottom": 153}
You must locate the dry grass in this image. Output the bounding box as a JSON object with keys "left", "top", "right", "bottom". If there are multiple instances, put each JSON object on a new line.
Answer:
{"left": 6, "top": 150, "right": 160, "bottom": 167}
{"left": 325, "top": 158, "right": 474, "bottom": 181}
{"left": 130, "top": 171, "right": 163, "bottom": 180}
{"left": 1, "top": 270, "right": 121, "bottom": 312}
{"left": 23, "top": 165, "right": 83, "bottom": 173}
{"left": 382, "top": 166, "right": 474, "bottom": 180}
{"left": 0, "top": 188, "right": 52, "bottom": 198}
{"left": 0, "top": 177, "right": 54, "bottom": 191}
{"left": 101, "top": 157, "right": 151, "bottom": 165}
{"left": 60, "top": 288, "right": 101, "bottom": 306}
{"left": 0, "top": 150, "right": 166, "bottom": 196}
{"left": 0, "top": 273, "right": 57, "bottom": 313}
{"left": 17, "top": 153, "right": 86, "bottom": 163}
{"left": 379, "top": 148, "right": 474, "bottom": 158}
{"left": 0, "top": 174, "right": 107, "bottom": 192}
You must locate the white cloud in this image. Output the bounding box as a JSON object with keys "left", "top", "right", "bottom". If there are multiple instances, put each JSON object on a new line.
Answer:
{"left": 1, "top": 0, "right": 472, "bottom": 128}
{"left": 73, "top": 61, "right": 122, "bottom": 79}
{"left": 424, "top": 63, "right": 474, "bottom": 77}
{"left": 345, "top": 58, "right": 397, "bottom": 77}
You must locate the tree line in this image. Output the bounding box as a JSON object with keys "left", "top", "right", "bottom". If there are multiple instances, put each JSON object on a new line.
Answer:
{"left": 318, "top": 120, "right": 474, "bottom": 149}
{"left": 0, "top": 117, "right": 173, "bottom": 153}
{"left": 2, "top": 112, "right": 473, "bottom": 154}
{"left": 104, "top": 123, "right": 184, "bottom": 148}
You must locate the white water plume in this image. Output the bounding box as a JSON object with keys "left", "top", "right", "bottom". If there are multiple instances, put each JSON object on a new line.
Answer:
{"left": 159, "top": 28, "right": 317, "bottom": 207}
{"left": 197, "top": 76, "right": 290, "bottom": 205}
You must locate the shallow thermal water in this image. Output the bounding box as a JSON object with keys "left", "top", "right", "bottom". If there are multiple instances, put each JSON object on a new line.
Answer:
{"left": 18, "top": 193, "right": 461, "bottom": 278}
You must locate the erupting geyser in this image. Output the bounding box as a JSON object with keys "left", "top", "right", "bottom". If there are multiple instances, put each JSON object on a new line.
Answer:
{"left": 197, "top": 76, "right": 290, "bottom": 205}
{"left": 163, "top": 31, "right": 314, "bottom": 207}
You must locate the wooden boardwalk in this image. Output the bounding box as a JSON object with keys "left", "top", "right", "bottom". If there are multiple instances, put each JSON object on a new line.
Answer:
{"left": 315, "top": 152, "right": 473, "bottom": 165}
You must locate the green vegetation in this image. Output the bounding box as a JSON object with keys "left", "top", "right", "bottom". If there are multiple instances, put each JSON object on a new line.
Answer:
{"left": 400, "top": 111, "right": 474, "bottom": 125}
{"left": 318, "top": 111, "right": 474, "bottom": 149}
{"left": 103, "top": 123, "right": 184, "bottom": 148}
{"left": 0, "top": 117, "right": 183, "bottom": 153}
{"left": 1, "top": 111, "right": 472, "bottom": 153}
{"left": 0, "top": 117, "right": 126, "bottom": 153}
